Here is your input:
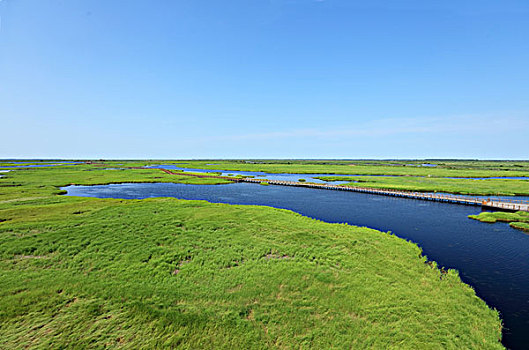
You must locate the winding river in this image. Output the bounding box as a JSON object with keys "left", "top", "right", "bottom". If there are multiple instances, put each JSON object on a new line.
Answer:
{"left": 63, "top": 171, "right": 529, "bottom": 349}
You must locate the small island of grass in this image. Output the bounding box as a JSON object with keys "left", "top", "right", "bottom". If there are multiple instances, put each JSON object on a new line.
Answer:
{"left": 469, "top": 211, "right": 529, "bottom": 233}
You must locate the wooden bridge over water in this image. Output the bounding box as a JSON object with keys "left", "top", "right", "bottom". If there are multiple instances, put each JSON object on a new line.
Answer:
{"left": 152, "top": 168, "right": 529, "bottom": 212}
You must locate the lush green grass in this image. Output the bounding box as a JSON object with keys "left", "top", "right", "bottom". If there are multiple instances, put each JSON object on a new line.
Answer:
{"left": 316, "top": 176, "right": 529, "bottom": 196}
{"left": 4, "top": 159, "right": 529, "bottom": 173}
{"left": 0, "top": 165, "right": 230, "bottom": 203}
{"left": 6, "top": 159, "right": 528, "bottom": 177}
{"left": 469, "top": 211, "right": 529, "bottom": 233}
{"left": 510, "top": 222, "right": 529, "bottom": 232}
{"left": 155, "top": 160, "right": 529, "bottom": 178}
{"left": 4, "top": 160, "right": 529, "bottom": 197}
{"left": 0, "top": 164, "right": 503, "bottom": 348}
{"left": 33, "top": 159, "right": 529, "bottom": 178}
{"left": 3, "top": 162, "right": 529, "bottom": 197}
{"left": 468, "top": 211, "right": 529, "bottom": 224}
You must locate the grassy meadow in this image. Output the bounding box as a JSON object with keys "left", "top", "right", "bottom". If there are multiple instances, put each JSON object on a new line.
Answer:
{"left": 157, "top": 159, "right": 529, "bottom": 178}
{"left": 316, "top": 176, "right": 529, "bottom": 196}
{"left": 27, "top": 159, "right": 529, "bottom": 178}
{"left": 0, "top": 162, "right": 505, "bottom": 348}
{"left": 107, "top": 159, "right": 529, "bottom": 197}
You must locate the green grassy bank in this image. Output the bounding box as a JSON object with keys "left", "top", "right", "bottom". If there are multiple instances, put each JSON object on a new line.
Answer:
{"left": 59, "top": 159, "right": 529, "bottom": 196}
{"left": 146, "top": 159, "right": 529, "bottom": 178}
{"left": 0, "top": 165, "right": 503, "bottom": 348}
{"left": 469, "top": 211, "right": 529, "bottom": 233}
{"left": 316, "top": 176, "right": 529, "bottom": 196}
{"left": 13, "top": 159, "right": 526, "bottom": 178}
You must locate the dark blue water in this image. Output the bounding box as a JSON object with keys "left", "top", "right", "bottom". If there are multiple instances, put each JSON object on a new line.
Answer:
{"left": 146, "top": 165, "right": 350, "bottom": 184}
{"left": 148, "top": 165, "right": 529, "bottom": 203}
{"left": 147, "top": 164, "right": 529, "bottom": 183}
{"left": 63, "top": 182, "right": 529, "bottom": 348}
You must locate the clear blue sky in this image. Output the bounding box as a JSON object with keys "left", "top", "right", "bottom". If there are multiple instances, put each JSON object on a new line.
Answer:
{"left": 1, "top": 0, "right": 528, "bottom": 159}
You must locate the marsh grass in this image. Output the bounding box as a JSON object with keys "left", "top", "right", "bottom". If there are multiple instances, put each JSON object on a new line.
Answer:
{"left": 469, "top": 211, "right": 529, "bottom": 233}
{"left": 0, "top": 164, "right": 504, "bottom": 348}
{"left": 317, "top": 176, "right": 529, "bottom": 196}
{"left": 150, "top": 160, "right": 529, "bottom": 178}
{"left": 510, "top": 222, "right": 529, "bottom": 232}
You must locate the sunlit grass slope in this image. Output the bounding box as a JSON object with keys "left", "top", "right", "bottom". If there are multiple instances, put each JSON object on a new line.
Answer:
{"left": 0, "top": 166, "right": 503, "bottom": 348}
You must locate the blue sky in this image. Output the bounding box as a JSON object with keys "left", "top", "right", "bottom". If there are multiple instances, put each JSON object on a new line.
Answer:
{"left": 1, "top": 0, "right": 528, "bottom": 159}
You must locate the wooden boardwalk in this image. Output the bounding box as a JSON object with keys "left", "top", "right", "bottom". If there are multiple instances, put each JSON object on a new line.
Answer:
{"left": 154, "top": 168, "right": 529, "bottom": 212}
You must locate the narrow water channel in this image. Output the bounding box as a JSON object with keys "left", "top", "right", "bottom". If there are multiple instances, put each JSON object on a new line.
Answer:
{"left": 63, "top": 181, "right": 529, "bottom": 349}
{"left": 144, "top": 165, "right": 352, "bottom": 184}
{"left": 145, "top": 165, "right": 529, "bottom": 201}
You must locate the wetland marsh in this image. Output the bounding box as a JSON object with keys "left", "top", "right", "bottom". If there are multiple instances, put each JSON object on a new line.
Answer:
{"left": 3, "top": 160, "right": 529, "bottom": 348}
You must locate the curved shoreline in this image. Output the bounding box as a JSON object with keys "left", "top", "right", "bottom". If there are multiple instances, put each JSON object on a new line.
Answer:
{"left": 4, "top": 166, "right": 512, "bottom": 348}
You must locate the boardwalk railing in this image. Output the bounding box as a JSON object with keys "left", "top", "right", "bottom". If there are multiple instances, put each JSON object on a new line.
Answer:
{"left": 150, "top": 168, "right": 529, "bottom": 212}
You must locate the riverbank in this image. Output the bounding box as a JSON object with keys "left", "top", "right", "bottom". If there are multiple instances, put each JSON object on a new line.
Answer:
{"left": 469, "top": 211, "right": 529, "bottom": 233}
{"left": 88, "top": 159, "right": 529, "bottom": 197}
{"left": 141, "top": 159, "right": 529, "bottom": 178}
{"left": 315, "top": 175, "right": 529, "bottom": 196}
{"left": 0, "top": 165, "right": 503, "bottom": 348}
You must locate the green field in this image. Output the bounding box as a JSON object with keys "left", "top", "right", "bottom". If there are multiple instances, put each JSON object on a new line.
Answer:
{"left": 316, "top": 176, "right": 529, "bottom": 196}
{"left": 0, "top": 163, "right": 504, "bottom": 348}
{"left": 6, "top": 159, "right": 527, "bottom": 177}
{"left": 3, "top": 160, "right": 529, "bottom": 197}
{"left": 75, "top": 159, "right": 529, "bottom": 197}
{"left": 156, "top": 159, "right": 529, "bottom": 178}
{"left": 161, "top": 159, "right": 529, "bottom": 196}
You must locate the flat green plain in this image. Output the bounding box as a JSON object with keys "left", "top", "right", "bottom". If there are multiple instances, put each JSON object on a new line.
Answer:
{"left": 316, "top": 175, "right": 529, "bottom": 196}
{"left": 77, "top": 159, "right": 529, "bottom": 197}
{"left": 154, "top": 159, "right": 529, "bottom": 178}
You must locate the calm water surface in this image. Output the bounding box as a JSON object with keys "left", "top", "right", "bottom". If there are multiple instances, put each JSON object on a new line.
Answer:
{"left": 146, "top": 165, "right": 351, "bottom": 184}
{"left": 149, "top": 165, "right": 529, "bottom": 202}
{"left": 148, "top": 164, "right": 529, "bottom": 183}
{"left": 63, "top": 182, "right": 529, "bottom": 349}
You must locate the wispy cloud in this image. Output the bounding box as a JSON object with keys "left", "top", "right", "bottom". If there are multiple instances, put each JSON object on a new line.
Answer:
{"left": 203, "top": 112, "right": 529, "bottom": 142}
